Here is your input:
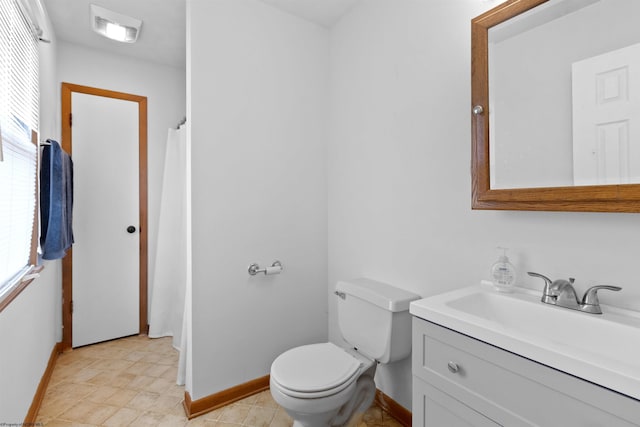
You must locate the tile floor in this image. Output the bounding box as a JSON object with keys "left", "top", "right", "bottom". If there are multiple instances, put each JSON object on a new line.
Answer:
{"left": 35, "top": 335, "right": 404, "bottom": 427}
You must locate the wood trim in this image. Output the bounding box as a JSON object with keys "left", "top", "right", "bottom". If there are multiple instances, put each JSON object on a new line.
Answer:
{"left": 60, "top": 82, "right": 148, "bottom": 350}
{"left": 61, "top": 83, "right": 72, "bottom": 351}
{"left": 24, "top": 342, "right": 63, "bottom": 424}
{"left": 0, "top": 265, "right": 45, "bottom": 313}
{"left": 138, "top": 98, "right": 148, "bottom": 335}
{"left": 61, "top": 248, "right": 72, "bottom": 351}
{"left": 0, "top": 131, "right": 44, "bottom": 313}
{"left": 375, "top": 389, "right": 412, "bottom": 427}
{"left": 470, "top": 0, "right": 640, "bottom": 212}
{"left": 181, "top": 377, "right": 411, "bottom": 425}
{"left": 183, "top": 375, "right": 271, "bottom": 419}
{"left": 30, "top": 130, "right": 40, "bottom": 266}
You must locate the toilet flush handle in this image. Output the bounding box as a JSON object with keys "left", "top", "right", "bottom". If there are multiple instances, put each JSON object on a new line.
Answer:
{"left": 334, "top": 290, "right": 346, "bottom": 300}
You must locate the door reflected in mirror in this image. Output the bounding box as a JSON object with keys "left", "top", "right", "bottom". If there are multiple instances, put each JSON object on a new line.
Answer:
{"left": 488, "top": 0, "right": 640, "bottom": 190}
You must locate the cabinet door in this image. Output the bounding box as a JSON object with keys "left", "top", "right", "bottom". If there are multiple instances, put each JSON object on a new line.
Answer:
{"left": 413, "top": 318, "right": 640, "bottom": 427}
{"left": 413, "top": 377, "right": 498, "bottom": 427}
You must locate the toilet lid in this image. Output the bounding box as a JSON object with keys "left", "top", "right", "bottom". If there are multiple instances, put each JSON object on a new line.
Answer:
{"left": 271, "top": 343, "right": 362, "bottom": 394}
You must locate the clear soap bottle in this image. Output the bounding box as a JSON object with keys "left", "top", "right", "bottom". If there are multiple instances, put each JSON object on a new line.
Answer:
{"left": 491, "top": 247, "right": 516, "bottom": 292}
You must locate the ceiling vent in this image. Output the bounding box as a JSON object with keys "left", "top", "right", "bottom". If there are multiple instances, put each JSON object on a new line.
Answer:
{"left": 90, "top": 4, "right": 142, "bottom": 43}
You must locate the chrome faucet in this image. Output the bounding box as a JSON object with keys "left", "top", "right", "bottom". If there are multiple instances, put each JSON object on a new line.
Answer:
{"left": 527, "top": 272, "right": 621, "bottom": 314}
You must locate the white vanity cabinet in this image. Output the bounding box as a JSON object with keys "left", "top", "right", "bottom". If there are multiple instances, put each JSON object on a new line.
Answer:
{"left": 412, "top": 317, "right": 640, "bottom": 427}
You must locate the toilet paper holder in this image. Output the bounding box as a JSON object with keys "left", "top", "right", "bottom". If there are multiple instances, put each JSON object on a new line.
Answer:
{"left": 248, "top": 260, "right": 283, "bottom": 276}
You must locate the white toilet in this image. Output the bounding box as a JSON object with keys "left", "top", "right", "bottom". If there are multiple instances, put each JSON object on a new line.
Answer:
{"left": 270, "top": 278, "right": 420, "bottom": 427}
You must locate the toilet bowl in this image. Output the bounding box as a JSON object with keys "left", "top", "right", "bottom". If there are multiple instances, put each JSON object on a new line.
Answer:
{"left": 270, "top": 343, "right": 376, "bottom": 427}
{"left": 270, "top": 278, "right": 420, "bottom": 427}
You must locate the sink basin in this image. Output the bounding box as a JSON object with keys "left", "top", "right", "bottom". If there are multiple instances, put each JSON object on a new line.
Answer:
{"left": 410, "top": 284, "right": 640, "bottom": 401}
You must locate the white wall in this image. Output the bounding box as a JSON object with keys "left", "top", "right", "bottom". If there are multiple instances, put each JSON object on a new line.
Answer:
{"left": 328, "top": 0, "right": 640, "bottom": 410}
{"left": 188, "top": 0, "right": 329, "bottom": 400}
{"left": 0, "top": 265, "right": 60, "bottom": 422}
{"left": 0, "top": 11, "right": 59, "bottom": 421}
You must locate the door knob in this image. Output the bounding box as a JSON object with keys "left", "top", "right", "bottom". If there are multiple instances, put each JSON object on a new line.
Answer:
{"left": 127, "top": 226, "right": 136, "bottom": 233}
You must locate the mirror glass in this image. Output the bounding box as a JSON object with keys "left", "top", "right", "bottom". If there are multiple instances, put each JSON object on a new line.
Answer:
{"left": 489, "top": 0, "right": 640, "bottom": 190}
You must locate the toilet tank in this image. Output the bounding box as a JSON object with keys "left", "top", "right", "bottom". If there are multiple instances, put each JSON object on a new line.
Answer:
{"left": 335, "top": 278, "right": 420, "bottom": 364}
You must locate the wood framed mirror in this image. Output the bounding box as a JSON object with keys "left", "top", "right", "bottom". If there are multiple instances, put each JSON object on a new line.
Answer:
{"left": 471, "top": 0, "right": 640, "bottom": 212}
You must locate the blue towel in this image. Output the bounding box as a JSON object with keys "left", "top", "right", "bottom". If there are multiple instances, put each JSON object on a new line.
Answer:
{"left": 40, "top": 139, "right": 74, "bottom": 260}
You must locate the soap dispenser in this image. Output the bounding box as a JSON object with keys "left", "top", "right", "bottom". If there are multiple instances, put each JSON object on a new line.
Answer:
{"left": 491, "top": 247, "right": 516, "bottom": 292}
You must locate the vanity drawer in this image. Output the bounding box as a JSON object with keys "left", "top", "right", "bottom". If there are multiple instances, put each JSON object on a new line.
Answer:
{"left": 413, "top": 376, "right": 499, "bottom": 427}
{"left": 412, "top": 318, "right": 640, "bottom": 427}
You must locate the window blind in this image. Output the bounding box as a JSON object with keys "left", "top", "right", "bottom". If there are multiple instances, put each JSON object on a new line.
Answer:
{"left": 0, "top": 0, "right": 39, "bottom": 295}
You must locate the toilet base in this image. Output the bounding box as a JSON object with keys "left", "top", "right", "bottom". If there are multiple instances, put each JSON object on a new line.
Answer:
{"left": 276, "top": 370, "right": 376, "bottom": 427}
{"left": 330, "top": 373, "right": 376, "bottom": 426}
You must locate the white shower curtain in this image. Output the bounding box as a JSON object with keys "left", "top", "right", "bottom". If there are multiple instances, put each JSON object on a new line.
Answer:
{"left": 149, "top": 126, "right": 187, "bottom": 367}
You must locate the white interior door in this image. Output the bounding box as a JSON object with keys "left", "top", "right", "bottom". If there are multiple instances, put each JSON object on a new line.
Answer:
{"left": 71, "top": 92, "right": 140, "bottom": 348}
{"left": 572, "top": 43, "right": 640, "bottom": 186}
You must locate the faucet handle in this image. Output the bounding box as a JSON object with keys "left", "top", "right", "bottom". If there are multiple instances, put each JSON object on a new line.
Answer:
{"left": 581, "top": 285, "right": 622, "bottom": 306}
{"left": 527, "top": 271, "right": 552, "bottom": 292}
{"left": 528, "top": 272, "right": 555, "bottom": 303}
{"left": 528, "top": 272, "right": 552, "bottom": 286}
{"left": 580, "top": 285, "right": 622, "bottom": 314}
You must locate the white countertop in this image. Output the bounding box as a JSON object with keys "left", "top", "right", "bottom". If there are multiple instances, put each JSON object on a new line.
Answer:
{"left": 410, "top": 283, "right": 640, "bottom": 401}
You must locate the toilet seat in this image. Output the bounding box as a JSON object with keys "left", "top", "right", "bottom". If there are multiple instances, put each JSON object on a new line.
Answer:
{"left": 270, "top": 343, "right": 364, "bottom": 399}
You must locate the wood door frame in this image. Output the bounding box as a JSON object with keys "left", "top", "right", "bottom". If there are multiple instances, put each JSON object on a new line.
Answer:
{"left": 61, "top": 82, "right": 148, "bottom": 351}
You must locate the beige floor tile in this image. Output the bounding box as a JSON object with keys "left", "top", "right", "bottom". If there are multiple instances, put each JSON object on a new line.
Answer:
{"left": 102, "top": 407, "right": 142, "bottom": 427}
{"left": 124, "top": 350, "right": 149, "bottom": 362}
{"left": 38, "top": 420, "right": 95, "bottom": 427}
{"left": 237, "top": 393, "right": 258, "bottom": 405}
{"left": 104, "top": 388, "right": 139, "bottom": 407}
{"left": 144, "top": 376, "right": 174, "bottom": 394}
{"left": 269, "top": 408, "right": 293, "bottom": 427}
{"left": 56, "top": 355, "right": 96, "bottom": 369}
{"left": 362, "top": 404, "right": 384, "bottom": 425}
{"left": 253, "top": 391, "right": 279, "bottom": 409}
{"left": 126, "top": 390, "right": 161, "bottom": 411}
{"left": 86, "top": 370, "right": 119, "bottom": 386}
{"left": 157, "top": 413, "right": 189, "bottom": 427}
{"left": 215, "top": 422, "right": 244, "bottom": 427}
{"left": 47, "top": 381, "right": 96, "bottom": 401}
{"left": 84, "top": 384, "right": 120, "bottom": 403}
{"left": 36, "top": 335, "right": 404, "bottom": 427}
{"left": 218, "top": 403, "right": 252, "bottom": 424}
{"left": 198, "top": 406, "right": 226, "bottom": 421}
{"left": 124, "top": 361, "right": 155, "bottom": 375}
{"left": 140, "top": 351, "right": 166, "bottom": 364}
{"left": 58, "top": 401, "right": 120, "bottom": 425}
{"left": 88, "top": 357, "right": 135, "bottom": 372}
{"left": 132, "top": 411, "right": 167, "bottom": 426}
{"left": 185, "top": 417, "right": 218, "bottom": 427}
{"left": 127, "top": 374, "right": 157, "bottom": 390}
{"left": 380, "top": 414, "right": 405, "bottom": 427}
{"left": 168, "top": 400, "right": 190, "bottom": 417}
{"left": 37, "top": 395, "right": 79, "bottom": 419}
{"left": 144, "top": 362, "right": 171, "bottom": 377}
{"left": 244, "top": 406, "right": 277, "bottom": 427}
{"left": 68, "top": 367, "right": 102, "bottom": 383}
{"left": 48, "top": 368, "right": 75, "bottom": 384}
{"left": 146, "top": 393, "right": 184, "bottom": 414}
{"left": 110, "top": 372, "right": 138, "bottom": 388}
{"left": 164, "top": 384, "right": 187, "bottom": 399}
{"left": 161, "top": 366, "right": 179, "bottom": 381}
